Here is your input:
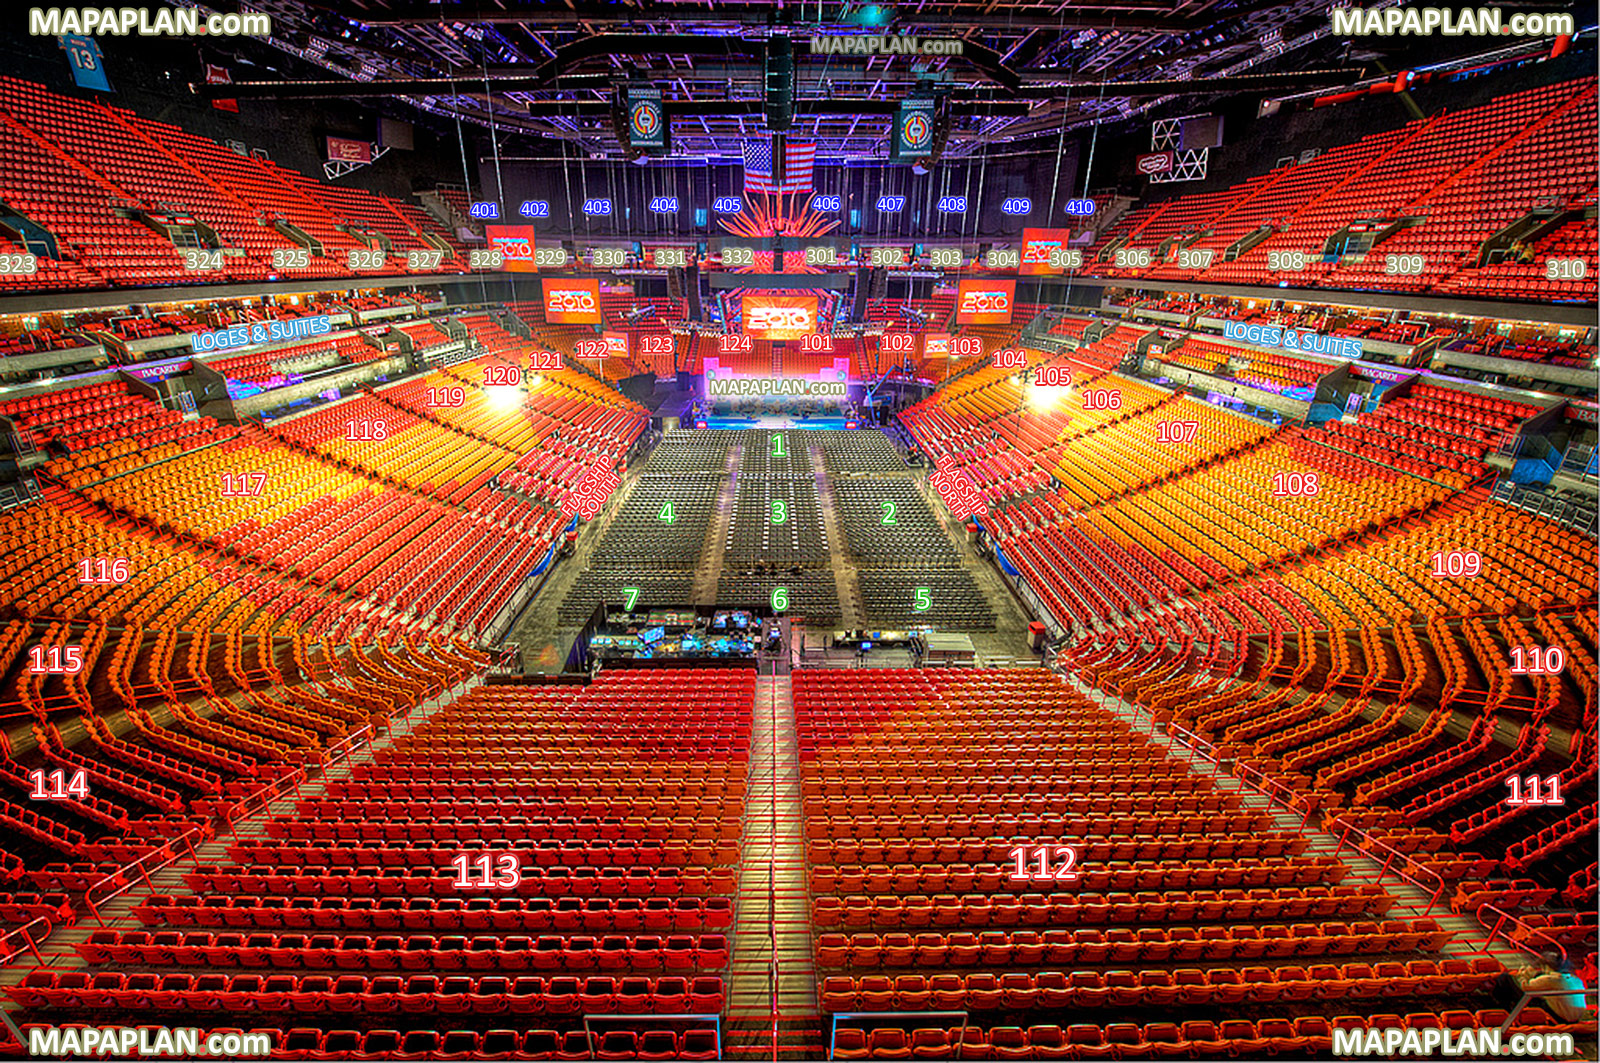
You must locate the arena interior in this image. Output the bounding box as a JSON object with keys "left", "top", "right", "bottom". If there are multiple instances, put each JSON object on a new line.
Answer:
{"left": 0, "top": 1, "right": 1595, "bottom": 1059}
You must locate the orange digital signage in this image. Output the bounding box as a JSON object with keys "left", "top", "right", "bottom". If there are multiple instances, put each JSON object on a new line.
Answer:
{"left": 485, "top": 224, "right": 538, "bottom": 273}
{"left": 1020, "top": 228, "right": 1077, "bottom": 276}
{"left": 542, "top": 278, "right": 602, "bottom": 324}
{"left": 742, "top": 295, "right": 818, "bottom": 340}
{"left": 954, "top": 278, "right": 1016, "bottom": 324}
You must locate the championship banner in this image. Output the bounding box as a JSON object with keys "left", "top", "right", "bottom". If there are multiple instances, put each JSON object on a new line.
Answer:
{"left": 892, "top": 97, "right": 936, "bottom": 160}
{"left": 325, "top": 136, "right": 372, "bottom": 164}
{"left": 742, "top": 295, "right": 818, "bottom": 340}
{"left": 543, "top": 278, "right": 602, "bottom": 324}
{"left": 922, "top": 334, "right": 952, "bottom": 358}
{"left": 954, "top": 279, "right": 1015, "bottom": 325}
{"left": 485, "top": 225, "right": 538, "bottom": 273}
{"left": 625, "top": 87, "right": 667, "bottom": 153}
{"left": 601, "top": 332, "right": 629, "bottom": 358}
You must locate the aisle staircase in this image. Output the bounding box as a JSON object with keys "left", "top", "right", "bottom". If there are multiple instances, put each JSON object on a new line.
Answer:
{"left": 726, "top": 677, "right": 821, "bottom": 1059}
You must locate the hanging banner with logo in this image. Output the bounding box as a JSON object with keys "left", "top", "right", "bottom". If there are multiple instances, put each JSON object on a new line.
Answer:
{"left": 1136, "top": 151, "right": 1175, "bottom": 176}
{"left": 892, "top": 97, "right": 936, "bottom": 160}
{"left": 625, "top": 87, "right": 668, "bottom": 153}
{"left": 325, "top": 137, "right": 373, "bottom": 164}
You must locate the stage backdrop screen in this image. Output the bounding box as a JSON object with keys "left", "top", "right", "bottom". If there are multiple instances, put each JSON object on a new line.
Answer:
{"left": 486, "top": 225, "right": 539, "bottom": 273}
{"left": 954, "top": 278, "right": 1016, "bottom": 325}
{"left": 543, "top": 278, "right": 602, "bottom": 324}
{"left": 743, "top": 295, "right": 818, "bottom": 340}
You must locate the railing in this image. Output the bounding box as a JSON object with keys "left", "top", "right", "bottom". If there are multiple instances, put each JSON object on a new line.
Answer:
{"left": 82, "top": 825, "right": 204, "bottom": 927}
{"left": 1231, "top": 759, "right": 1316, "bottom": 837}
{"left": 828, "top": 1012, "right": 970, "bottom": 1061}
{"left": 1162, "top": 718, "right": 1219, "bottom": 767}
{"left": 1474, "top": 902, "right": 1574, "bottom": 968}
{"left": 1324, "top": 821, "right": 1449, "bottom": 914}
{"left": 0, "top": 914, "right": 53, "bottom": 965}
{"left": 581, "top": 1014, "right": 723, "bottom": 1061}
{"left": 1499, "top": 985, "right": 1599, "bottom": 1040}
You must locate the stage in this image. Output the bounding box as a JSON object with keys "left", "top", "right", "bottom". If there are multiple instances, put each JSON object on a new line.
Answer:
{"left": 697, "top": 415, "right": 862, "bottom": 430}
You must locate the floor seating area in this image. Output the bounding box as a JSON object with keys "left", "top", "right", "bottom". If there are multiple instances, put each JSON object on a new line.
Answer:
{"left": 556, "top": 430, "right": 727, "bottom": 626}
{"left": 820, "top": 432, "right": 906, "bottom": 473}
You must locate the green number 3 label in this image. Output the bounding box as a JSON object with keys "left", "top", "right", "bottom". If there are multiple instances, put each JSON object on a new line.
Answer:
{"left": 771, "top": 499, "right": 788, "bottom": 525}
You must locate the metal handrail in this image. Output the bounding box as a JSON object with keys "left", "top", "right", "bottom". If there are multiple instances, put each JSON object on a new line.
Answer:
{"left": 0, "top": 914, "right": 53, "bottom": 965}
{"left": 1475, "top": 902, "right": 1575, "bottom": 969}
{"left": 1499, "top": 984, "right": 1599, "bottom": 1039}
{"left": 1329, "top": 818, "right": 1448, "bottom": 913}
{"left": 82, "top": 826, "right": 202, "bottom": 926}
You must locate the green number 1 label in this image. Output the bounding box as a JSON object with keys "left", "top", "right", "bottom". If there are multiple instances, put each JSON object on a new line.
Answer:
{"left": 771, "top": 433, "right": 786, "bottom": 457}
{"left": 623, "top": 587, "right": 640, "bottom": 611}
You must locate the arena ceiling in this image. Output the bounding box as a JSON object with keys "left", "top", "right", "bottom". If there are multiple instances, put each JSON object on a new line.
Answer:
{"left": 189, "top": 0, "right": 1577, "bottom": 156}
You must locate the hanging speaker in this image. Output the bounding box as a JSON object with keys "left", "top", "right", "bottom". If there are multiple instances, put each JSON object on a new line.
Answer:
{"left": 765, "top": 37, "right": 795, "bottom": 133}
{"left": 686, "top": 263, "right": 703, "bottom": 320}
{"left": 850, "top": 268, "right": 870, "bottom": 322}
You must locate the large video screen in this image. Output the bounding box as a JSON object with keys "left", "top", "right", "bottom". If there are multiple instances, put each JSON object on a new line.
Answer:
{"left": 1020, "top": 228, "right": 1078, "bottom": 276}
{"left": 954, "top": 278, "right": 1016, "bottom": 325}
{"left": 484, "top": 224, "right": 539, "bottom": 273}
{"left": 542, "top": 278, "right": 602, "bottom": 324}
{"left": 742, "top": 295, "right": 818, "bottom": 340}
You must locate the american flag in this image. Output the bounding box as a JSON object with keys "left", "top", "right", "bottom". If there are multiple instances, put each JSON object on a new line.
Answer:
{"left": 743, "top": 139, "right": 816, "bottom": 195}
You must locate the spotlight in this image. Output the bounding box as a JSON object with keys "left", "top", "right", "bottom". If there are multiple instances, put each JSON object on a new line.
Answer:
{"left": 1027, "top": 382, "right": 1062, "bottom": 411}
{"left": 489, "top": 385, "right": 525, "bottom": 412}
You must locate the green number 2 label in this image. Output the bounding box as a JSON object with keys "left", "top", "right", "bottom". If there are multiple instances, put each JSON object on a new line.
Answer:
{"left": 881, "top": 501, "right": 898, "bottom": 525}
{"left": 914, "top": 587, "right": 931, "bottom": 612}
{"left": 623, "top": 587, "right": 640, "bottom": 611}
{"left": 771, "top": 499, "right": 788, "bottom": 525}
